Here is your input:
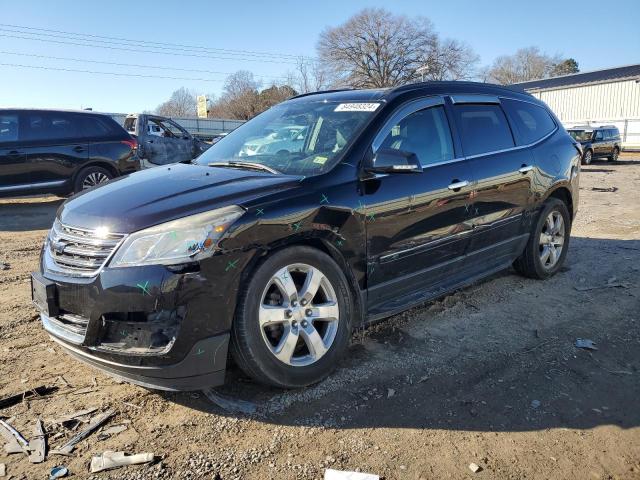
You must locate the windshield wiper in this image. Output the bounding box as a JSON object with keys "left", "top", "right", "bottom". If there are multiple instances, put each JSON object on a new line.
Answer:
{"left": 207, "top": 161, "right": 280, "bottom": 175}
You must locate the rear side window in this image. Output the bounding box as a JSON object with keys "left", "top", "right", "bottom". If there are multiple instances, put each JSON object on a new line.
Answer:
{"left": 452, "top": 104, "right": 514, "bottom": 156}
{"left": 377, "top": 106, "right": 454, "bottom": 166}
{"left": 0, "top": 114, "right": 19, "bottom": 143}
{"left": 22, "top": 112, "right": 82, "bottom": 142}
{"left": 78, "top": 115, "right": 116, "bottom": 138}
{"left": 502, "top": 99, "right": 556, "bottom": 144}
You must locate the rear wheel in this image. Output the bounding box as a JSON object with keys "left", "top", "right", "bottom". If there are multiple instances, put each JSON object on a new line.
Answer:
{"left": 581, "top": 149, "right": 593, "bottom": 165}
{"left": 74, "top": 166, "right": 113, "bottom": 193}
{"left": 514, "top": 198, "right": 571, "bottom": 279}
{"left": 608, "top": 147, "right": 619, "bottom": 162}
{"left": 230, "top": 246, "right": 353, "bottom": 388}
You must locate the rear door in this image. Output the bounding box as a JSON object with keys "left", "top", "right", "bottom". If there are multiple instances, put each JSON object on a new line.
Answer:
{"left": 592, "top": 129, "right": 606, "bottom": 157}
{"left": 364, "top": 97, "right": 476, "bottom": 313}
{"left": 21, "top": 111, "right": 89, "bottom": 191}
{"left": 449, "top": 96, "right": 536, "bottom": 271}
{"left": 0, "top": 111, "right": 29, "bottom": 194}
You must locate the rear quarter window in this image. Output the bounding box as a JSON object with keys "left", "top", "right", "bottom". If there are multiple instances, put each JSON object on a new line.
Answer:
{"left": 78, "top": 114, "right": 123, "bottom": 139}
{"left": 452, "top": 104, "right": 514, "bottom": 156}
{"left": 501, "top": 99, "right": 556, "bottom": 145}
{"left": 0, "top": 114, "right": 19, "bottom": 143}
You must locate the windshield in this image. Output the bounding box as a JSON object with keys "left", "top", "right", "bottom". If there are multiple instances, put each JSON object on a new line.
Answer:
{"left": 568, "top": 130, "right": 593, "bottom": 142}
{"left": 195, "top": 101, "right": 380, "bottom": 175}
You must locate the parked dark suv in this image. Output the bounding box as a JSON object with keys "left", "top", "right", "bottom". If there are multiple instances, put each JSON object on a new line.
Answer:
{"left": 0, "top": 109, "right": 139, "bottom": 197}
{"left": 567, "top": 125, "right": 621, "bottom": 164}
{"left": 32, "top": 82, "right": 580, "bottom": 391}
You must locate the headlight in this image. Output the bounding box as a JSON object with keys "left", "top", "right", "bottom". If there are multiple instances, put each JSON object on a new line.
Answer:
{"left": 109, "top": 205, "right": 244, "bottom": 267}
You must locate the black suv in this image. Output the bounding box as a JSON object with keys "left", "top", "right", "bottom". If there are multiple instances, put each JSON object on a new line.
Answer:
{"left": 0, "top": 109, "right": 139, "bottom": 197}
{"left": 32, "top": 82, "right": 580, "bottom": 391}
{"left": 567, "top": 125, "right": 621, "bottom": 164}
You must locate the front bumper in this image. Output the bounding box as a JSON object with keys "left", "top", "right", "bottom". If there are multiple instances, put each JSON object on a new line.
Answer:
{"left": 37, "top": 247, "right": 254, "bottom": 391}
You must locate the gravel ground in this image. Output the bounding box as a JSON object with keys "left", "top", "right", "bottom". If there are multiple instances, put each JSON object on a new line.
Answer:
{"left": 0, "top": 154, "right": 639, "bottom": 479}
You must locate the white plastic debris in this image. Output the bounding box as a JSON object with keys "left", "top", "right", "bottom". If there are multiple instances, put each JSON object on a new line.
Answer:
{"left": 0, "top": 463, "right": 5, "bottom": 477}
{"left": 324, "top": 468, "right": 379, "bottom": 480}
{"left": 469, "top": 462, "right": 482, "bottom": 473}
{"left": 90, "top": 451, "right": 154, "bottom": 473}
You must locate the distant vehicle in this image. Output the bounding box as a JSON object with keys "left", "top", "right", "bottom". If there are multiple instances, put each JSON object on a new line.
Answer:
{"left": 124, "top": 114, "right": 210, "bottom": 167}
{"left": 0, "top": 109, "right": 139, "bottom": 197}
{"left": 567, "top": 125, "right": 621, "bottom": 164}
{"left": 239, "top": 125, "right": 308, "bottom": 157}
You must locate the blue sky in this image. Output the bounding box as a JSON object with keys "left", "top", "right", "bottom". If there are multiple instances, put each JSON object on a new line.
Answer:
{"left": 1, "top": 0, "right": 638, "bottom": 113}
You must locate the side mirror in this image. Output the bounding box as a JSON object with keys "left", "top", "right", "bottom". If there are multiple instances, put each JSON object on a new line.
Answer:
{"left": 367, "top": 148, "right": 423, "bottom": 174}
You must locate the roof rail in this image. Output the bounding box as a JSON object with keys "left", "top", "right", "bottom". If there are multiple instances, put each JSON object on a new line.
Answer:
{"left": 290, "top": 88, "right": 355, "bottom": 99}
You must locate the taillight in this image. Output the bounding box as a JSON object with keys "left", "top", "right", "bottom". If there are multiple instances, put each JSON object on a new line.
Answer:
{"left": 121, "top": 138, "right": 138, "bottom": 151}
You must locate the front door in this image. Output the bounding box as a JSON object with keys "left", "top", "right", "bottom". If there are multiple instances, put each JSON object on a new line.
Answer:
{"left": 0, "top": 111, "right": 29, "bottom": 194}
{"left": 142, "top": 116, "right": 194, "bottom": 165}
{"left": 363, "top": 98, "right": 475, "bottom": 314}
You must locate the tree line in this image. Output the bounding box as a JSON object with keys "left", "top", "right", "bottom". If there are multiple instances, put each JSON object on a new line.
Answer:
{"left": 155, "top": 8, "right": 579, "bottom": 119}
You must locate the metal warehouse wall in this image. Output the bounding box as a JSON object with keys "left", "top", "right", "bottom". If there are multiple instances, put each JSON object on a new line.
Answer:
{"left": 529, "top": 80, "right": 640, "bottom": 149}
{"left": 529, "top": 80, "right": 640, "bottom": 121}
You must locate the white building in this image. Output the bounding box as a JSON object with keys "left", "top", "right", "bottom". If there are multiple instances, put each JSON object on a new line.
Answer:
{"left": 513, "top": 64, "right": 640, "bottom": 149}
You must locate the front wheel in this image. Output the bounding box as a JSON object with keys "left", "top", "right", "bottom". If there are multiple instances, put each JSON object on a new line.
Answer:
{"left": 514, "top": 198, "right": 571, "bottom": 279}
{"left": 230, "top": 246, "right": 353, "bottom": 388}
{"left": 581, "top": 149, "right": 593, "bottom": 165}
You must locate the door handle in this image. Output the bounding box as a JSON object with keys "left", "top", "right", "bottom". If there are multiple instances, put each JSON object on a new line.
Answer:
{"left": 147, "top": 140, "right": 154, "bottom": 144}
{"left": 447, "top": 180, "right": 469, "bottom": 191}
{"left": 518, "top": 165, "right": 534, "bottom": 174}
{"left": 73, "top": 146, "right": 85, "bottom": 153}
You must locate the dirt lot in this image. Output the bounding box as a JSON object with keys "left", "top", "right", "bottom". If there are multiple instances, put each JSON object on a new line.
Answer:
{"left": 1, "top": 154, "right": 639, "bottom": 480}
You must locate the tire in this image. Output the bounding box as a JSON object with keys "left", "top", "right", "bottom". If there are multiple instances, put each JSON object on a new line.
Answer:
{"left": 74, "top": 166, "right": 113, "bottom": 193}
{"left": 230, "top": 246, "right": 353, "bottom": 388}
{"left": 608, "top": 147, "right": 619, "bottom": 162}
{"left": 514, "top": 198, "right": 571, "bottom": 280}
{"left": 581, "top": 149, "right": 593, "bottom": 165}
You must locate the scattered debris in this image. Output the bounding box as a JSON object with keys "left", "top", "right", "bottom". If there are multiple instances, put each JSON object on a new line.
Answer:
{"left": 591, "top": 186, "right": 618, "bottom": 192}
{"left": 97, "top": 424, "right": 128, "bottom": 441}
{"left": 71, "top": 386, "right": 96, "bottom": 396}
{"left": 387, "top": 388, "right": 396, "bottom": 398}
{"left": 0, "top": 385, "right": 58, "bottom": 410}
{"left": 531, "top": 400, "right": 541, "bottom": 409}
{"left": 49, "top": 466, "right": 68, "bottom": 479}
{"left": 0, "top": 463, "right": 5, "bottom": 477}
{"left": 54, "top": 376, "right": 70, "bottom": 387}
{"left": 575, "top": 277, "right": 632, "bottom": 291}
{"left": 469, "top": 462, "right": 482, "bottom": 473}
{"left": 0, "top": 419, "right": 29, "bottom": 454}
{"left": 122, "top": 402, "right": 142, "bottom": 410}
{"left": 202, "top": 388, "right": 257, "bottom": 415}
{"left": 90, "top": 451, "right": 154, "bottom": 473}
{"left": 28, "top": 419, "right": 46, "bottom": 464}
{"left": 49, "top": 407, "right": 99, "bottom": 426}
{"left": 51, "top": 410, "right": 114, "bottom": 455}
{"left": 324, "top": 468, "right": 379, "bottom": 479}
{"left": 0, "top": 262, "right": 10, "bottom": 270}
{"left": 575, "top": 338, "right": 598, "bottom": 350}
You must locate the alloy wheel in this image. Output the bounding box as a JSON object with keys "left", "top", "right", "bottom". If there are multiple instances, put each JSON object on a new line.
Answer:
{"left": 612, "top": 149, "right": 619, "bottom": 161}
{"left": 539, "top": 211, "right": 565, "bottom": 269}
{"left": 583, "top": 150, "right": 592, "bottom": 164}
{"left": 82, "top": 172, "right": 110, "bottom": 189}
{"left": 259, "top": 263, "right": 339, "bottom": 367}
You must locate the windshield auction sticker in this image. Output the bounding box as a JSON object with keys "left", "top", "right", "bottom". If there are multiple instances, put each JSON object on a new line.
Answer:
{"left": 334, "top": 103, "right": 381, "bottom": 112}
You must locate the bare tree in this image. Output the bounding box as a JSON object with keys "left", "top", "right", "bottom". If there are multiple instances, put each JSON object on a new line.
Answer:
{"left": 317, "top": 8, "right": 479, "bottom": 88}
{"left": 155, "top": 87, "right": 197, "bottom": 117}
{"left": 483, "top": 47, "right": 573, "bottom": 85}
{"left": 208, "top": 71, "right": 297, "bottom": 120}
{"left": 292, "top": 57, "right": 330, "bottom": 94}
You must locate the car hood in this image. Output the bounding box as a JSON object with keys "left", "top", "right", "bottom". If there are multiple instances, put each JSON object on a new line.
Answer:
{"left": 57, "top": 163, "right": 300, "bottom": 233}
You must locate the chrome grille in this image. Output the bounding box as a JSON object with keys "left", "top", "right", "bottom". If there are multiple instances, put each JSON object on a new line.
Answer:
{"left": 47, "top": 220, "right": 125, "bottom": 277}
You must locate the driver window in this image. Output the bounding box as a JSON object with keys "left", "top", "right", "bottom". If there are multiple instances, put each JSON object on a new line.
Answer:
{"left": 378, "top": 106, "right": 454, "bottom": 166}
{"left": 594, "top": 131, "right": 603, "bottom": 141}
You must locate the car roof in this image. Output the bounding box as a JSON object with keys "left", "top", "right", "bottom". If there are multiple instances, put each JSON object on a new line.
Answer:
{"left": 287, "top": 81, "right": 538, "bottom": 105}
{"left": 0, "top": 107, "right": 111, "bottom": 117}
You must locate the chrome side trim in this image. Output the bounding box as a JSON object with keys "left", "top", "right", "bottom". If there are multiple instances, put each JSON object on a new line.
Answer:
{"left": 450, "top": 94, "right": 500, "bottom": 104}
{"left": 0, "top": 179, "right": 66, "bottom": 192}
{"left": 379, "top": 228, "right": 473, "bottom": 263}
